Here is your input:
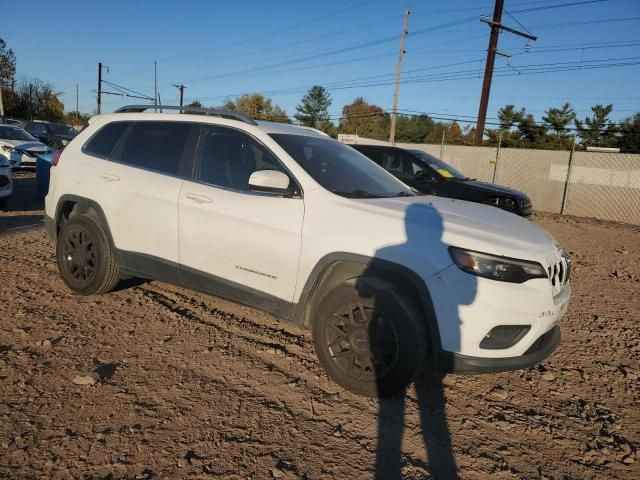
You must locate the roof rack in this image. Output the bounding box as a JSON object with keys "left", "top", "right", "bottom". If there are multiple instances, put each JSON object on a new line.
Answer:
{"left": 113, "top": 105, "right": 257, "bottom": 126}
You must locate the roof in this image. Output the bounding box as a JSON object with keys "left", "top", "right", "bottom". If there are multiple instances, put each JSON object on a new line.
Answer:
{"left": 254, "top": 120, "right": 329, "bottom": 138}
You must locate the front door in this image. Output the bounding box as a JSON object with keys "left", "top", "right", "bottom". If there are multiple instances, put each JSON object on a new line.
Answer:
{"left": 178, "top": 125, "right": 304, "bottom": 317}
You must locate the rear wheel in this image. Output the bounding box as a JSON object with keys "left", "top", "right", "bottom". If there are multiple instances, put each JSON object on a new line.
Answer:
{"left": 56, "top": 214, "right": 120, "bottom": 295}
{"left": 313, "top": 278, "right": 426, "bottom": 397}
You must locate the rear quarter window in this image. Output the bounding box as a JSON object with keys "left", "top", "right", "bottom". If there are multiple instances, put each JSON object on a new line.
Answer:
{"left": 83, "top": 122, "right": 131, "bottom": 158}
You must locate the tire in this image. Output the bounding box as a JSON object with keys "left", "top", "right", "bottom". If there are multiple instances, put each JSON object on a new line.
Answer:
{"left": 56, "top": 214, "right": 120, "bottom": 295}
{"left": 313, "top": 278, "right": 427, "bottom": 398}
{"left": 0, "top": 196, "right": 7, "bottom": 211}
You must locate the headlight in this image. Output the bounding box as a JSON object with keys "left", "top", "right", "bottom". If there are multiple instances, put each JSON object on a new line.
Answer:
{"left": 449, "top": 247, "right": 547, "bottom": 283}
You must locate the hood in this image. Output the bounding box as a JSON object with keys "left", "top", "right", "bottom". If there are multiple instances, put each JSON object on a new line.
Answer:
{"left": 0, "top": 139, "right": 49, "bottom": 151}
{"left": 455, "top": 179, "right": 528, "bottom": 199}
{"left": 346, "top": 195, "right": 555, "bottom": 261}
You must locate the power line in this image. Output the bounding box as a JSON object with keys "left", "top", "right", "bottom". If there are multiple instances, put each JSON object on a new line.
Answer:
{"left": 181, "top": 56, "right": 640, "bottom": 104}
{"left": 156, "top": 0, "right": 377, "bottom": 63}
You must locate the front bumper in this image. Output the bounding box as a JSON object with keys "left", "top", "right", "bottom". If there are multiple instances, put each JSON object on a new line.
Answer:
{"left": 426, "top": 262, "right": 570, "bottom": 371}
{"left": 438, "top": 325, "right": 560, "bottom": 373}
{"left": 9, "top": 151, "right": 41, "bottom": 168}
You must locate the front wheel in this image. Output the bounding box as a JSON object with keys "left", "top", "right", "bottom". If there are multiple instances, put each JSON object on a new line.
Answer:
{"left": 56, "top": 214, "right": 120, "bottom": 295}
{"left": 313, "top": 278, "right": 427, "bottom": 398}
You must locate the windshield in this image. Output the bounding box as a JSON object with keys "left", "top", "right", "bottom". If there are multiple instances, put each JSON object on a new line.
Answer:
{"left": 48, "top": 123, "right": 77, "bottom": 136}
{"left": 270, "top": 134, "right": 414, "bottom": 198}
{"left": 0, "top": 126, "right": 36, "bottom": 141}
{"left": 409, "top": 150, "right": 468, "bottom": 180}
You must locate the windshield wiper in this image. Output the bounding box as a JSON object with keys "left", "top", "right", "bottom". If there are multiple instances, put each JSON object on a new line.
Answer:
{"left": 331, "top": 189, "right": 384, "bottom": 199}
{"left": 395, "top": 191, "right": 414, "bottom": 197}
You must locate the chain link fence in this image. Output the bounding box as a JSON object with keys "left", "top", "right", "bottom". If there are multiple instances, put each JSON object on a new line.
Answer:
{"left": 340, "top": 135, "right": 640, "bottom": 225}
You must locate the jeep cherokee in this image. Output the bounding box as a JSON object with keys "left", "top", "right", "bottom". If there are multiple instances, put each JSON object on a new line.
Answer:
{"left": 45, "top": 105, "right": 571, "bottom": 397}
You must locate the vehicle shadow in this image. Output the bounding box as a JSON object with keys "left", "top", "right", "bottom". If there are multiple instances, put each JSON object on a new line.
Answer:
{"left": 358, "top": 202, "right": 477, "bottom": 479}
{"left": 5, "top": 171, "right": 44, "bottom": 212}
{"left": 0, "top": 214, "right": 44, "bottom": 234}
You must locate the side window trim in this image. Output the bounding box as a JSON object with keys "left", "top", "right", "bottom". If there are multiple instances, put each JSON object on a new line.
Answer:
{"left": 193, "top": 124, "right": 303, "bottom": 198}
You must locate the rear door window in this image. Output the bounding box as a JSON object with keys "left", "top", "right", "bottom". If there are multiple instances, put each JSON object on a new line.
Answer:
{"left": 119, "top": 121, "right": 195, "bottom": 176}
{"left": 83, "top": 122, "right": 131, "bottom": 159}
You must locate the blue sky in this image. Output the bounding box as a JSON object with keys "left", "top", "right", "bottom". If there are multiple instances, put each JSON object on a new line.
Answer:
{"left": 3, "top": 0, "right": 640, "bottom": 126}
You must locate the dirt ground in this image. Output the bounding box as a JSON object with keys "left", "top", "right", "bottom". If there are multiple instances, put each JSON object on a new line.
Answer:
{"left": 0, "top": 172, "right": 638, "bottom": 479}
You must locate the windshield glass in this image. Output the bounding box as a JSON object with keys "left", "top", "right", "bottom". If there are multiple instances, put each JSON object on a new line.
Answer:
{"left": 0, "top": 126, "right": 36, "bottom": 141}
{"left": 270, "top": 134, "right": 414, "bottom": 198}
{"left": 48, "top": 123, "right": 77, "bottom": 136}
{"left": 409, "top": 150, "right": 468, "bottom": 180}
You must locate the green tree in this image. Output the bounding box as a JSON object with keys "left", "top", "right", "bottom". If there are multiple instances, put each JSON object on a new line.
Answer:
{"left": 339, "top": 97, "right": 387, "bottom": 139}
{"left": 575, "top": 104, "right": 617, "bottom": 148}
{"left": 497, "top": 104, "right": 525, "bottom": 130}
{"left": 618, "top": 112, "right": 640, "bottom": 152}
{"left": 518, "top": 113, "right": 549, "bottom": 147}
{"left": 543, "top": 102, "right": 576, "bottom": 136}
{"left": 542, "top": 102, "right": 576, "bottom": 149}
{"left": 294, "top": 85, "right": 332, "bottom": 128}
{"left": 186, "top": 100, "right": 203, "bottom": 108}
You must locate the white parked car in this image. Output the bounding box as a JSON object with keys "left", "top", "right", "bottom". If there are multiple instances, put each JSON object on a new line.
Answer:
{"left": 45, "top": 105, "right": 571, "bottom": 397}
{"left": 0, "top": 152, "right": 12, "bottom": 210}
{"left": 0, "top": 124, "right": 50, "bottom": 168}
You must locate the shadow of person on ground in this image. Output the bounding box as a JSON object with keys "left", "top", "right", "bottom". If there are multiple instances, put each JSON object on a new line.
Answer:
{"left": 358, "top": 202, "right": 477, "bottom": 479}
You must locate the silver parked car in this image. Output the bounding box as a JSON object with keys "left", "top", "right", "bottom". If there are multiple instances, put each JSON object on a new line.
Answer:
{"left": 0, "top": 124, "right": 51, "bottom": 168}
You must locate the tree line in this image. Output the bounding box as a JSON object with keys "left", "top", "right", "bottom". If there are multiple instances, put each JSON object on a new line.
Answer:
{"left": 2, "top": 35, "right": 638, "bottom": 150}
{"left": 209, "top": 87, "right": 640, "bottom": 152}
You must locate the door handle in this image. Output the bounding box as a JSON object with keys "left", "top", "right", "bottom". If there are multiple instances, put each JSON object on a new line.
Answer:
{"left": 100, "top": 172, "right": 120, "bottom": 182}
{"left": 185, "top": 192, "right": 213, "bottom": 204}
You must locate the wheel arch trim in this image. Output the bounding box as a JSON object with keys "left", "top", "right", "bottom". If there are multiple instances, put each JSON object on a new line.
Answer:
{"left": 292, "top": 252, "right": 443, "bottom": 355}
{"left": 52, "top": 194, "right": 122, "bottom": 265}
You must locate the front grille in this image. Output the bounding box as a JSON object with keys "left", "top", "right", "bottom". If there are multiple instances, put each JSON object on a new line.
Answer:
{"left": 519, "top": 198, "right": 531, "bottom": 209}
{"left": 547, "top": 254, "right": 570, "bottom": 295}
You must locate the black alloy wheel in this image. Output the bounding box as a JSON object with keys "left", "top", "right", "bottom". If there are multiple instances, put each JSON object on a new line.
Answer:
{"left": 324, "top": 302, "right": 400, "bottom": 383}
{"left": 313, "top": 279, "right": 426, "bottom": 398}
{"left": 56, "top": 214, "right": 120, "bottom": 295}
{"left": 60, "top": 225, "right": 97, "bottom": 287}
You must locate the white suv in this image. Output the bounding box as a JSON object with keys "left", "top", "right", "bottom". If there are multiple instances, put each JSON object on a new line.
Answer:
{"left": 45, "top": 105, "right": 571, "bottom": 397}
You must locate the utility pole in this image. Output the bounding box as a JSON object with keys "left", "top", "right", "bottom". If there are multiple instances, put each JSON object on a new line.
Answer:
{"left": 28, "top": 84, "right": 33, "bottom": 121}
{"left": 75, "top": 83, "right": 79, "bottom": 123}
{"left": 474, "top": 0, "right": 536, "bottom": 145}
{"left": 173, "top": 84, "right": 186, "bottom": 112}
{"left": 0, "top": 82, "right": 4, "bottom": 119}
{"left": 97, "top": 63, "right": 103, "bottom": 114}
{"left": 154, "top": 61, "right": 158, "bottom": 112}
{"left": 389, "top": 6, "right": 410, "bottom": 145}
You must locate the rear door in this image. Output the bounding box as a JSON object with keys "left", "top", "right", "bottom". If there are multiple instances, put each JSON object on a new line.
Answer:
{"left": 86, "top": 120, "right": 198, "bottom": 276}
{"left": 178, "top": 125, "right": 304, "bottom": 316}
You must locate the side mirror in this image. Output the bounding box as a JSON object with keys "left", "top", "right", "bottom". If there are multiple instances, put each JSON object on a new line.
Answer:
{"left": 248, "top": 170, "right": 291, "bottom": 194}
